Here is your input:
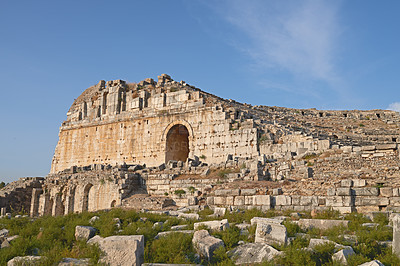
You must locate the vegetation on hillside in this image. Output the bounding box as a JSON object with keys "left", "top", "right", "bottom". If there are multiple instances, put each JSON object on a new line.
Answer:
{"left": 0, "top": 208, "right": 399, "bottom": 265}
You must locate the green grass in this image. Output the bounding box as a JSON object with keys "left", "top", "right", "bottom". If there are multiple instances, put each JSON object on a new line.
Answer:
{"left": 1, "top": 207, "right": 398, "bottom": 265}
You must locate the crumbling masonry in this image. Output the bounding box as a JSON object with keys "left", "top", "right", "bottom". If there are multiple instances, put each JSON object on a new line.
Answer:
{"left": 1, "top": 74, "right": 399, "bottom": 216}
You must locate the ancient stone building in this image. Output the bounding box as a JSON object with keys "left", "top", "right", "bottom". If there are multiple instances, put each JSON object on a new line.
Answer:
{"left": 1, "top": 74, "right": 400, "bottom": 217}
{"left": 50, "top": 74, "right": 258, "bottom": 173}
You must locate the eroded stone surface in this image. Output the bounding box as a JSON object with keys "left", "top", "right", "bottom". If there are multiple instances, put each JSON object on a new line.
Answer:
{"left": 228, "top": 243, "right": 281, "bottom": 264}
{"left": 87, "top": 235, "right": 144, "bottom": 266}
{"left": 192, "top": 230, "right": 224, "bottom": 260}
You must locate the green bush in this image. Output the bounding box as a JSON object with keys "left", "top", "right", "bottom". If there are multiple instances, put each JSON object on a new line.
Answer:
{"left": 284, "top": 221, "right": 302, "bottom": 237}
{"left": 313, "top": 209, "right": 341, "bottom": 220}
{"left": 212, "top": 226, "right": 241, "bottom": 250}
{"left": 145, "top": 232, "right": 195, "bottom": 263}
{"left": 211, "top": 246, "right": 234, "bottom": 265}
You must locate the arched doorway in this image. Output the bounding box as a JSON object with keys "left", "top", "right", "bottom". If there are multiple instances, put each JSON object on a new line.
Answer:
{"left": 82, "top": 183, "right": 93, "bottom": 212}
{"left": 165, "top": 124, "right": 189, "bottom": 163}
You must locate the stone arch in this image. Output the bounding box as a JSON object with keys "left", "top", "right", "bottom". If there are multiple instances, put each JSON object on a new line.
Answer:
{"left": 165, "top": 124, "right": 190, "bottom": 163}
{"left": 82, "top": 183, "right": 94, "bottom": 212}
{"left": 111, "top": 200, "right": 116, "bottom": 208}
{"left": 162, "top": 121, "right": 194, "bottom": 163}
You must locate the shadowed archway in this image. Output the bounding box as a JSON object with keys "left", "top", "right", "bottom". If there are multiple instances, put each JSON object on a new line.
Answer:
{"left": 165, "top": 124, "right": 189, "bottom": 163}
{"left": 82, "top": 183, "right": 93, "bottom": 212}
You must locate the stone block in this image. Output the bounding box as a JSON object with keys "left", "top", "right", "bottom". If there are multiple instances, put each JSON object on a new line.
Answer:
{"left": 155, "top": 230, "right": 194, "bottom": 239}
{"left": 75, "top": 226, "right": 97, "bottom": 241}
{"left": 0, "top": 229, "right": 9, "bottom": 238}
{"left": 250, "top": 217, "right": 284, "bottom": 226}
{"left": 326, "top": 196, "right": 353, "bottom": 207}
{"left": 253, "top": 195, "right": 271, "bottom": 207}
{"left": 327, "top": 188, "right": 336, "bottom": 196}
{"left": 390, "top": 197, "right": 400, "bottom": 206}
{"left": 359, "top": 260, "right": 385, "bottom": 266}
{"left": 341, "top": 179, "right": 353, "bottom": 187}
{"left": 352, "top": 187, "right": 379, "bottom": 196}
{"left": 213, "top": 197, "right": 226, "bottom": 205}
{"left": 7, "top": 256, "right": 42, "bottom": 266}
{"left": 234, "top": 196, "right": 245, "bottom": 206}
{"left": 240, "top": 188, "right": 256, "bottom": 196}
{"left": 255, "top": 222, "right": 287, "bottom": 246}
{"left": 380, "top": 187, "right": 393, "bottom": 197}
{"left": 194, "top": 219, "right": 229, "bottom": 231}
{"left": 206, "top": 197, "right": 214, "bottom": 206}
{"left": 273, "top": 188, "right": 283, "bottom": 195}
{"left": 178, "top": 213, "right": 199, "bottom": 220}
{"left": 88, "top": 235, "right": 144, "bottom": 266}
{"left": 332, "top": 206, "right": 353, "bottom": 214}
{"left": 192, "top": 230, "right": 224, "bottom": 260}
{"left": 393, "top": 188, "right": 400, "bottom": 197}
{"left": 353, "top": 179, "right": 367, "bottom": 187}
{"left": 244, "top": 196, "right": 254, "bottom": 205}
{"left": 274, "top": 195, "right": 291, "bottom": 206}
{"left": 228, "top": 243, "right": 281, "bottom": 264}
{"left": 226, "top": 196, "right": 234, "bottom": 205}
{"left": 392, "top": 213, "right": 400, "bottom": 257}
{"left": 299, "top": 196, "right": 318, "bottom": 206}
{"left": 214, "top": 189, "right": 240, "bottom": 196}
{"left": 336, "top": 188, "right": 352, "bottom": 196}
{"left": 298, "top": 219, "right": 349, "bottom": 230}
{"left": 58, "top": 258, "right": 90, "bottom": 265}
{"left": 213, "top": 207, "right": 226, "bottom": 217}
{"left": 355, "top": 197, "right": 389, "bottom": 206}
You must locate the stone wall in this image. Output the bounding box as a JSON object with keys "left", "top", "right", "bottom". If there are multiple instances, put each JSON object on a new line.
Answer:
{"left": 51, "top": 75, "right": 258, "bottom": 173}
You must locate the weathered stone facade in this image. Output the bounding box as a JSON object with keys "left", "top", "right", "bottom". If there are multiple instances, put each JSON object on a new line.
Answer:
{"left": 51, "top": 74, "right": 258, "bottom": 173}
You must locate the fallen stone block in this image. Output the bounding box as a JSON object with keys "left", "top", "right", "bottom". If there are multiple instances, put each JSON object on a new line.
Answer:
{"left": 178, "top": 213, "right": 199, "bottom": 220}
{"left": 89, "top": 216, "right": 99, "bottom": 224}
{"left": 332, "top": 246, "right": 355, "bottom": 265}
{"left": 255, "top": 221, "right": 287, "bottom": 246}
{"left": 359, "top": 260, "right": 385, "bottom": 266}
{"left": 213, "top": 207, "right": 226, "bottom": 217}
{"left": 58, "top": 258, "right": 90, "bottom": 265}
{"left": 7, "top": 256, "right": 42, "bottom": 266}
{"left": 192, "top": 230, "right": 224, "bottom": 260}
{"left": 170, "top": 225, "right": 188, "bottom": 230}
{"left": 228, "top": 243, "right": 281, "bottom": 264}
{"left": 0, "top": 229, "right": 9, "bottom": 238}
{"left": 250, "top": 217, "right": 284, "bottom": 226}
{"left": 308, "top": 239, "right": 344, "bottom": 251}
{"left": 392, "top": 213, "right": 400, "bottom": 257}
{"left": 155, "top": 230, "right": 194, "bottom": 239}
{"left": 194, "top": 219, "right": 229, "bottom": 231}
{"left": 75, "top": 226, "right": 97, "bottom": 241}
{"left": 298, "top": 219, "right": 349, "bottom": 230}
{"left": 88, "top": 235, "right": 144, "bottom": 266}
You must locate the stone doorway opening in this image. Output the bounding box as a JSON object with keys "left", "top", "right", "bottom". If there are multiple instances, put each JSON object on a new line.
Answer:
{"left": 165, "top": 124, "right": 189, "bottom": 163}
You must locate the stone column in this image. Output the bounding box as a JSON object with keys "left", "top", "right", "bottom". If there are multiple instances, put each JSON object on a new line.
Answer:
{"left": 30, "top": 188, "right": 42, "bottom": 217}
{"left": 392, "top": 213, "right": 400, "bottom": 256}
{"left": 0, "top": 207, "right": 6, "bottom": 216}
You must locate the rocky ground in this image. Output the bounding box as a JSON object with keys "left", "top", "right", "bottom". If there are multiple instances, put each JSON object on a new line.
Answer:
{"left": 1, "top": 206, "right": 400, "bottom": 265}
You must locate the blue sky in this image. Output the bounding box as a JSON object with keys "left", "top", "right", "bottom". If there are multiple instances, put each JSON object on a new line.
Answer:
{"left": 1, "top": 0, "right": 399, "bottom": 183}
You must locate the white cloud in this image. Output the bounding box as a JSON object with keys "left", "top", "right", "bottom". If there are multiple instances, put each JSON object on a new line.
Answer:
{"left": 210, "top": 0, "right": 342, "bottom": 85}
{"left": 388, "top": 102, "right": 400, "bottom": 113}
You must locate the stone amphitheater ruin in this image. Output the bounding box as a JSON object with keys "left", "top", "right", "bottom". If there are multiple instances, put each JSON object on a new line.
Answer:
{"left": 1, "top": 74, "right": 400, "bottom": 217}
